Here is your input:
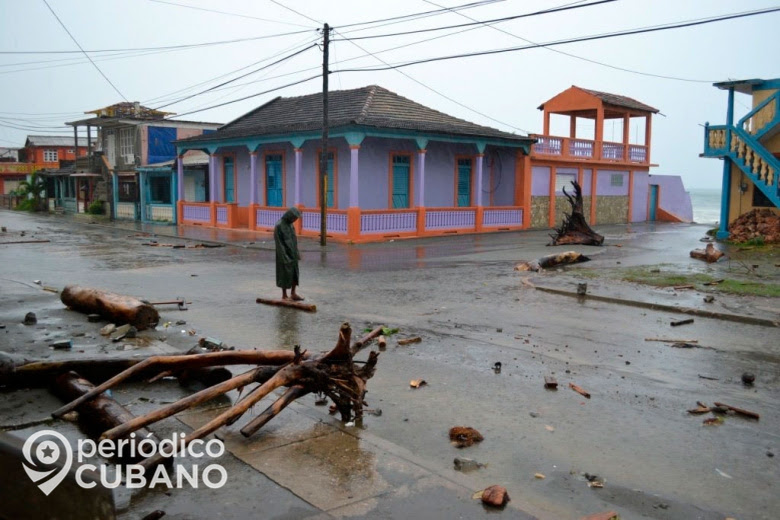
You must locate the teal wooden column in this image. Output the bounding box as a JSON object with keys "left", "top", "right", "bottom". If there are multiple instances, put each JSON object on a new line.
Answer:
{"left": 716, "top": 87, "right": 735, "bottom": 240}
{"left": 139, "top": 171, "right": 147, "bottom": 223}
{"left": 112, "top": 173, "right": 118, "bottom": 219}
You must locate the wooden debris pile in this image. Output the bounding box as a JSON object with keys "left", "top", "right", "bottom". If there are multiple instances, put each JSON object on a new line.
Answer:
{"left": 49, "top": 323, "right": 382, "bottom": 469}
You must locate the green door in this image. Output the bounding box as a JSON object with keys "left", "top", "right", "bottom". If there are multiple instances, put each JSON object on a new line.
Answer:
{"left": 224, "top": 157, "right": 234, "bottom": 203}
{"left": 457, "top": 158, "right": 472, "bottom": 207}
{"left": 324, "top": 152, "right": 335, "bottom": 208}
{"left": 392, "top": 155, "right": 410, "bottom": 208}
{"left": 266, "top": 154, "right": 283, "bottom": 207}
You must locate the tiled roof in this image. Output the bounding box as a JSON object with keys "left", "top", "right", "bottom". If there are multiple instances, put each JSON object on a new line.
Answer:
{"left": 578, "top": 87, "right": 659, "bottom": 114}
{"left": 182, "top": 85, "right": 530, "bottom": 144}
{"left": 25, "top": 135, "right": 95, "bottom": 147}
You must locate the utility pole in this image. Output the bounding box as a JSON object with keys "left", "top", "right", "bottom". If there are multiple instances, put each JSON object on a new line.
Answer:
{"left": 319, "top": 23, "right": 330, "bottom": 246}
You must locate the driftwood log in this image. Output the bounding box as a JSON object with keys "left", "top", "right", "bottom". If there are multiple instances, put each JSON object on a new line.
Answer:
{"left": 514, "top": 251, "right": 590, "bottom": 272}
{"left": 548, "top": 180, "right": 604, "bottom": 246}
{"left": 51, "top": 323, "right": 382, "bottom": 469}
{"left": 690, "top": 243, "right": 725, "bottom": 263}
{"left": 1, "top": 350, "right": 233, "bottom": 389}
{"left": 61, "top": 285, "right": 160, "bottom": 330}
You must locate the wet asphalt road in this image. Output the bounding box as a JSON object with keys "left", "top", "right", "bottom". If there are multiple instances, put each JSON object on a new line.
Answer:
{"left": 0, "top": 209, "right": 778, "bottom": 520}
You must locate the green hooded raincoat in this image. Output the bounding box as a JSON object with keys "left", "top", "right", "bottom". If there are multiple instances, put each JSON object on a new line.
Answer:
{"left": 274, "top": 207, "right": 301, "bottom": 289}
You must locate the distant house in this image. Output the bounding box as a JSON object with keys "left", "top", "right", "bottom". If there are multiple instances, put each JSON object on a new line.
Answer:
{"left": 171, "top": 84, "right": 692, "bottom": 242}
{"left": 50, "top": 102, "right": 221, "bottom": 219}
{"left": 702, "top": 78, "right": 779, "bottom": 238}
{"left": 0, "top": 135, "right": 91, "bottom": 195}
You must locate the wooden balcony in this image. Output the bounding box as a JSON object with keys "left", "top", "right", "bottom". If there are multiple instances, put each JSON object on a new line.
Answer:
{"left": 530, "top": 134, "right": 649, "bottom": 165}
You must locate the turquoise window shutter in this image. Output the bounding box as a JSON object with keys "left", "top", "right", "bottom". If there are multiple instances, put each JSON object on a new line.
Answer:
{"left": 224, "top": 157, "right": 234, "bottom": 203}
{"left": 392, "top": 155, "right": 410, "bottom": 208}
{"left": 265, "top": 154, "right": 283, "bottom": 207}
{"left": 457, "top": 159, "right": 472, "bottom": 207}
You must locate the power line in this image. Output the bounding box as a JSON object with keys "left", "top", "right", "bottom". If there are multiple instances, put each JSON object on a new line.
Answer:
{"left": 42, "top": 0, "right": 128, "bottom": 101}
{"left": 336, "top": 0, "right": 502, "bottom": 30}
{"left": 422, "top": 0, "right": 715, "bottom": 83}
{"left": 268, "top": 0, "right": 322, "bottom": 26}
{"left": 141, "top": 33, "right": 321, "bottom": 105}
{"left": 333, "top": 30, "right": 531, "bottom": 134}
{"left": 332, "top": 0, "right": 617, "bottom": 41}
{"left": 169, "top": 74, "right": 321, "bottom": 119}
{"left": 148, "top": 0, "right": 316, "bottom": 28}
{"left": 152, "top": 43, "right": 318, "bottom": 109}
{"left": 333, "top": 7, "right": 780, "bottom": 73}
{"left": 0, "top": 29, "right": 313, "bottom": 55}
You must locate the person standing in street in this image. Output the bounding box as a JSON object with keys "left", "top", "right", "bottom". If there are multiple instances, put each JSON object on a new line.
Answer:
{"left": 274, "top": 207, "right": 304, "bottom": 301}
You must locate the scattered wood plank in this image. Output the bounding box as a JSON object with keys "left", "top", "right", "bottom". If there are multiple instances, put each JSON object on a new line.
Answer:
{"left": 410, "top": 379, "right": 427, "bottom": 388}
{"left": 645, "top": 338, "right": 698, "bottom": 343}
{"left": 61, "top": 285, "right": 160, "bottom": 330}
{"left": 569, "top": 382, "right": 591, "bottom": 399}
{"left": 714, "top": 401, "right": 760, "bottom": 420}
{"left": 670, "top": 318, "right": 694, "bottom": 327}
{"left": 0, "top": 239, "right": 51, "bottom": 245}
{"left": 256, "top": 297, "right": 316, "bottom": 312}
{"left": 544, "top": 376, "right": 558, "bottom": 389}
{"left": 687, "top": 406, "right": 711, "bottom": 414}
{"left": 673, "top": 284, "right": 695, "bottom": 290}
{"left": 703, "top": 279, "right": 725, "bottom": 286}
{"left": 697, "top": 374, "right": 719, "bottom": 380}
{"left": 397, "top": 336, "right": 422, "bottom": 346}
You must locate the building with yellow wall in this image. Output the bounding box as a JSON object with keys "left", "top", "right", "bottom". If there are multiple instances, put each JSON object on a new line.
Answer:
{"left": 702, "top": 78, "right": 779, "bottom": 239}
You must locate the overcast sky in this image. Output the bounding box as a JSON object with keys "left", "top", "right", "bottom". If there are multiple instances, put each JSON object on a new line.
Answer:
{"left": 1, "top": 0, "right": 778, "bottom": 189}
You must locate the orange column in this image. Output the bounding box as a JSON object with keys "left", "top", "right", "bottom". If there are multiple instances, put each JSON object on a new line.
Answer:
{"left": 595, "top": 107, "right": 604, "bottom": 160}
{"left": 543, "top": 111, "right": 550, "bottom": 135}
{"left": 519, "top": 153, "right": 532, "bottom": 229}
{"left": 347, "top": 207, "right": 361, "bottom": 241}
{"left": 177, "top": 200, "right": 183, "bottom": 225}
{"left": 570, "top": 115, "right": 577, "bottom": 138}
{"left": 645, "top": 114, "right": 652, "bottom": 164}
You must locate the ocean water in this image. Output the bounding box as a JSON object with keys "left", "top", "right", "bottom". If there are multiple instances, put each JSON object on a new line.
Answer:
{"left": 688, "top": 188, "right": 721, "bottom": 225}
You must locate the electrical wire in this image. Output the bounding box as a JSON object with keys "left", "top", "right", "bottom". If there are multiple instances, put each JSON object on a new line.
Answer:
{"left": 333, "top": 7, "right": 780, "bottom": 73}
{"left": 422, "top": 0, "right": 717, "bottom": 82}
{"left": 332, "top": 0, "right": 617, "bottom": 41}
{"left": 0, "top": 29, "right": 314, "bottom": 56}
{"left": 42, "top": 0, "right": 128, "bottom": 101}
{"left": 336, "top": 0, "right": 503, "bottom": 31}
{"left": 268, "top": 0, "right": 322, "bottom": 26}
{"left": 332, "top": 29, "right": 532, "bottom": 134}
{"left": 148, "top": 0, "right": 316, "bottom": 29}
{"left": 152, "top": 43, "right": 318, "bottom": 109}
{"left": 167, "top": 74, "right": 321, "bottom": 119}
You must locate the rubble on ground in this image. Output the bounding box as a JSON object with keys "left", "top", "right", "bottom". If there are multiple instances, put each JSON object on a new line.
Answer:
{"left": 728, "top": 208, "right": 780, "bottom": 243}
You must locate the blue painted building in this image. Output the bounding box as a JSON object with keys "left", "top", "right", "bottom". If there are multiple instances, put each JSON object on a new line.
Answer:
{"left": 702, "top": 78, "right": 780, "bottom": 238}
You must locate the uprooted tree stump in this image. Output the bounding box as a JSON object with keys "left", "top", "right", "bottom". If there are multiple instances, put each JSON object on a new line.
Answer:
{"left": 52, "top": 323, "right": 383, "bottom": 469}
{"left": 61, "top": 285, "right": 160, "bottom": 330}
{"left": 548, "top": 180, "right": 604, "bottom": 246}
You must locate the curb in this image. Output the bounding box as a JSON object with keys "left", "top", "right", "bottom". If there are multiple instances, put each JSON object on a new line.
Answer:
{"left": 534, "top": 286, "right": 779, "bottom": 328}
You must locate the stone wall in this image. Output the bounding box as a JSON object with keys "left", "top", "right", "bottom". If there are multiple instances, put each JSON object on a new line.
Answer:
{"left": 595, "top": 196, "right": 628, "bottom": 224}
{"left": 583, "top": 196, "right": 592, "bottom": 224}
{"left": 531, "top": 196, "right": 550, "bottom": 228}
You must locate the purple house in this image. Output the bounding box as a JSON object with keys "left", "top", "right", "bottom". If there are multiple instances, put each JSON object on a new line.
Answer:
{"left": 174, "top": 85, "right": 535, "bottom": 242}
